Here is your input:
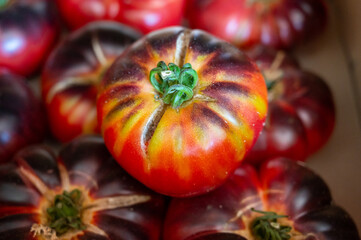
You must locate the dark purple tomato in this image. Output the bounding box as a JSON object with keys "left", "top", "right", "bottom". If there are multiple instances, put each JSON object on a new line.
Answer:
{"left": 164, "top": 158, "right": 360, "bottom": 240}
{"left": 0, "top": 69, "right": 46, "bottom": 162}
{"left": 245, "top": 47, "right": 335, "bottom": 165}
{"left": 0, "top": 136, "right": 166, "bottom": 239}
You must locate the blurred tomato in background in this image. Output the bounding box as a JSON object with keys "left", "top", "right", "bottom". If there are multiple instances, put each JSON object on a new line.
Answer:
{"left": 56, "top": 0, "right": 186, "bottom": 34}
{"left": 187, "top": 0, "right": 328, "bottom": 49}
{"left": 0, "top": 0, "right": 59, "bottom": 77}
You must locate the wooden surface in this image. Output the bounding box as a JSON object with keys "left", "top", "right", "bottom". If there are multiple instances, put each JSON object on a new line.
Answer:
{"left": 294, "top": 0, "right": 361, "bottom": 232}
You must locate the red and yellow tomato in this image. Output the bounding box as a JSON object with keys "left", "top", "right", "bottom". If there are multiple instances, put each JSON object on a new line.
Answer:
{"left": 97, "top": 27, "right": 268, "bottom": 197}
{"left": 42, "top": 21, "right": 140, "bottom": 142}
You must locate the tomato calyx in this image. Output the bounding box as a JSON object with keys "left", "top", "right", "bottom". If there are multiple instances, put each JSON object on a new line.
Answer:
{"left": 251, "top": 208, "right": 292, "bottom": 240}
{"left": 261, "top": 51, "right": 285, "bottom": 90}
{"left": 150, "top": 61, "right": 198, "bottom": 109}
{"left": 46, "top": 189, "right": 87, "bottom": 236}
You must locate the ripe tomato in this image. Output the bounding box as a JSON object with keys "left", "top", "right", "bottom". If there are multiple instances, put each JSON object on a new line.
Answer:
{"left": 56, "top": 0, "right": 186, "bottom": 34}
{"left": 42, "top": 21, "right": 140, "bottom": 142}
{"left": 164, "top": 158, "right": 360, "bottom": 240}
{"left": 0, "top": 136, "right": 166, "bottom": 239}
{"left": 245, "top": 47, "right": 335, "bottom": 164}
{"left": 0, "top": 69, "right": 46, "bottom": 162}
{"left": 97, "top": 27, "right": 268, "bottom": 197}
{"left": 187, "top": 0, "right": 328, "bottom": 49}
{"left": 0, "top": 0, "right": 59, "bottom": 76}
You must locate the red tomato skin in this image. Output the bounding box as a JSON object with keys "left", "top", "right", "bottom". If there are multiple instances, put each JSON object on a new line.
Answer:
{"left": 0, "top": 69, "right": 46, "bottom": 162}
{"left": 245, "top": 48, "right": 335, "bottom": 164}
{"left": 56, "top": 0, "right": 186, "bottom": 34}
{"left": 164, "top": 158, "right": 360, "bottom": 240}
{"left": 0, "top": 0, "right": 59, "bottom": 77}
{"left": 97, "top": 27, "right": 268, "bottom": 197}
{"left": 0, "top": 136, "right": 166, "bottom": 239}
{"left": 187, "top": 0, "right": 328, "bottom": 49}
{"left": 42, "top": 22, "right": 140, "bottom": 142}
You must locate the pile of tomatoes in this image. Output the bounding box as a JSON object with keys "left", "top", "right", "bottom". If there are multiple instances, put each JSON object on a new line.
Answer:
{"left": 0, "top": 0, "right": 359, "bottom": 239}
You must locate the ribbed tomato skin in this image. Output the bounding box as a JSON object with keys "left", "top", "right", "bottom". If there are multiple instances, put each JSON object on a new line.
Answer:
{"left": 244, "top": 48, "right": 335, "bottom": 164}
{"left": 187, "top": 0, "right": 328, "bottom": 49}
{"left": 163, "top": 158, "right": 360, "bottom": 240}
{"left": 97, "top": 27, "right": 267, "bottom": 197}
{"left": 42, "top": 22, "right": 140, "bottom": 142}
{"left": 0, "top": 136, "right": 166, "bottom": 240}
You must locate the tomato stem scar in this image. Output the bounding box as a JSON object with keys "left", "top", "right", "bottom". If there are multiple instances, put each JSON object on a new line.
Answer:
{"left": 46, "top": 189, "right": 86, "bottom": 236}
{"left": 149, "top": 61, "right": 198, "bottom": 109}
{"left": 251, "top": 208, "right": 292, "bottom": 240}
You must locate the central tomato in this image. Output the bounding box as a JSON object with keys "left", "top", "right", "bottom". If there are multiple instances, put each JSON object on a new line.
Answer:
{"left": 97, "top": 27, "right": 268, "bottom": 197}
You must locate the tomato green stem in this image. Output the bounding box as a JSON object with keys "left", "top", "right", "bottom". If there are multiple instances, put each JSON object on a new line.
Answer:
{"left": 47, "top": 189, "right": 86, "bottom": 236}
{"left": 150, "top": 61, "right": 198, "bottom": 109}
{"left": 251, "top": 208, "right": 292, "bottom": 240}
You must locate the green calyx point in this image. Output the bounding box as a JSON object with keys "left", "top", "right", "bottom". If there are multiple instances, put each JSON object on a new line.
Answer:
{"left": 150, "top": 61, "right": 198, "bottom": 109}
{"left": 46, "top": 189, "right": 86, "bottom": 236}
{"left": 251, "top": 208, "right": 292, "bottom": 240}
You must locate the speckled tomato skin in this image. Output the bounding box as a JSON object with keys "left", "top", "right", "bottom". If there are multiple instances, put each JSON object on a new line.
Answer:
{"left": 0, "top": 136, "right": 166, "bottom": 240}
{"left": 42, "top": 22, "right": 140, "bottom": 142}
{"left": 245, "top": 48, "right": 335, "bottom": 164}
{"left": 97, "top": 27, "right": 268, "bottom": 197}
{"left": 0, "top": 69, "right": 46, "bottom": 162}
{"left": 163, "top": 158, "right": 360, "bottom": 240}
{"left": 0, "top": 0, "right": 59, "bottom": 77}
{"left": 187, "top": 0, "right": 328, "bottom": 49}
{"left": 56, "top": 0, "right": 186, "bottom": 34}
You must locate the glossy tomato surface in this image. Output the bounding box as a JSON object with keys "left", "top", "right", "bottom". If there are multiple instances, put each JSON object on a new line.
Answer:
{"left": 97, "top": 27, "right": 268, "bottom": 197}
{"left": 0, "top": 136, "right": 166, "bottom": 240}
{"left": 164, "top": 158, "right": 360, "bottom": 240}
{"left": 0, "top": 0, "right": 59, "bottom": 76}
{"left": 187, "top": 0, "right": 328, "bottom": 49}
{"left": 0, "top": 69, "right": 46, "bottom": 162}
{"left": 245, "top": 48, "right": 335, "bottom": 164}
{"left": 56, "top": 0, "right": 185, "bottom": 34}
{"left": 42, "top": 21, "right": 140, "bottom": 142}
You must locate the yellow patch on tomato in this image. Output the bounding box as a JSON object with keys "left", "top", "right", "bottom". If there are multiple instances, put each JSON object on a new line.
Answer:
{"left": 112, "top": 109, "right": 144, "bottom": 158}
{"left": 61, "top": 95, "right": 81, "bottom": 115}
{"left": 248, "top": 93, "right": 268, "bottom": 119}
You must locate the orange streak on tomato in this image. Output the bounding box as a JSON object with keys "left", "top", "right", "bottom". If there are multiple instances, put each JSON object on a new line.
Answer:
{"left": 97, "top": 28, "right": 268, "bottom": 196}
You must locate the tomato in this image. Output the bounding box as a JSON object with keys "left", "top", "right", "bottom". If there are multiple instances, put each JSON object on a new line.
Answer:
{"left": 164, "top": 158, "right": 360, "bottom": 240}
{"left": 56, "top": 0, "right": 186, "bottom": 34}
{"left": 42, "top": 21, "right": 140, "bottom": 142}
{"left": 0, "top": 69, "right": 46, "bottom": 162}
{"left": 97, "top": 27, "right": 268, "bottom": 197}
{"left": 187, "top": 0, "right": 328, "bottom": 49}
{"left": 0, "top": 136, "right": 166, "bottom": 239}
{"left": 244, "top": 47, "right": 335, "bottom": 165}
{"left": 0, "top": 0, "right": 59, "bottom": 77}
